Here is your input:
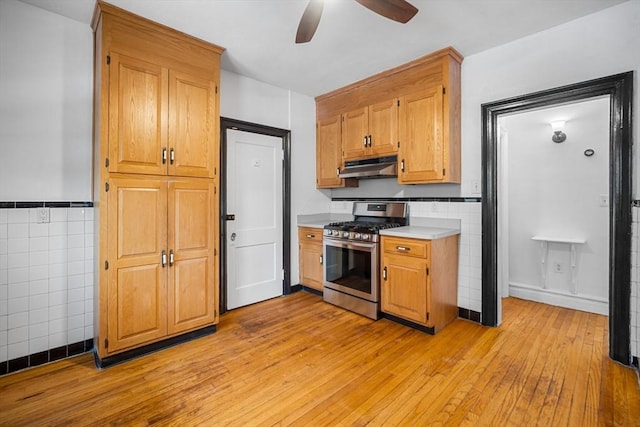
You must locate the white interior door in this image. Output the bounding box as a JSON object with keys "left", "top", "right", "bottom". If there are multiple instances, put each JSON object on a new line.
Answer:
{"left": 226, "top": 129, "right": 283, "bottom": 309}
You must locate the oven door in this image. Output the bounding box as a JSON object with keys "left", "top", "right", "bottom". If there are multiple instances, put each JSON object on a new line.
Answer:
{"left": 323, "top": 238, "right": 378, "bottom": 302}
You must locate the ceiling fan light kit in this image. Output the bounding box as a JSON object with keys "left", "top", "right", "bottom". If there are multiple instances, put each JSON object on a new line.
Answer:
{"left": 295, "top": 0, "right": 418, "bottom": 43}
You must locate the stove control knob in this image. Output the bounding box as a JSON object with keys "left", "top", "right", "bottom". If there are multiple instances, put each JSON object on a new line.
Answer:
{"left": 362, "top": 233, "right": 370, "bottom": 241}
{"left": 342, "top": 231, "right": 350, "bottom": 238}
{"left": 354, "top": 233, "right": 361, "bottom": 240}
{"left": 324, "top": 229, "right": 330, "bottom": 236}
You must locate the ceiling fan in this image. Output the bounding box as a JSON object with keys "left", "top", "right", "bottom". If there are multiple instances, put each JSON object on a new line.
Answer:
{"left": 295, "top": 0, "right": 419, "bottom": 43}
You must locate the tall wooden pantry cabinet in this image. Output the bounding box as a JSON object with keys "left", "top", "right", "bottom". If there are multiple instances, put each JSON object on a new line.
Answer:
{"left": 92, "top": 1, "right": 224, "bottom": 364}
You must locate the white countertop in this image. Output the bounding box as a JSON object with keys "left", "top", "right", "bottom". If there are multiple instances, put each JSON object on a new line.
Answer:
{"left": 297, "top": 213, "right": 352, "bottom": 229}
{"left": 379, "top": 225, "right": 460, "bottom": 240}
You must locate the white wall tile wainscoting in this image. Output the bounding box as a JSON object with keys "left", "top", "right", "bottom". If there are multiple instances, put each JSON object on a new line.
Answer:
{"left": 0, "top": 204, "right": 94, "bottom": 375}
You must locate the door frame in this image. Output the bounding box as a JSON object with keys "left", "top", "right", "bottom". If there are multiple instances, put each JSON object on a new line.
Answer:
{"left": 481, "top": 72, "right": 634, "bottom": 364}
{"left": 220, "top": 117, "right": 292, "bottom": 315}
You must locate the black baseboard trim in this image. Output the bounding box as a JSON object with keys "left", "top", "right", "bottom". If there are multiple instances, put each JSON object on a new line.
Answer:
{"left": 289, "top": 284, "right": 303, "bottom": 293}
{"left": 301, "top": 286, "right": 323, "bottom": 297}
{"left": 0, "top": 339, "right": 94, "bottom": 377}
{"left": 94, "top": 325, "right": 217, "bottom": 369}
{"left": 382, "top": 313, "right": 435, "bottom": 335}
{"left": 458, "top": 307, "right": 482, "bottom": 324}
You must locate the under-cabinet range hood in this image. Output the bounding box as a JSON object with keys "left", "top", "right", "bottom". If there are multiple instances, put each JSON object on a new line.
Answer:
{"left": 338, "top": 155, "right": 397, "bottom": 179}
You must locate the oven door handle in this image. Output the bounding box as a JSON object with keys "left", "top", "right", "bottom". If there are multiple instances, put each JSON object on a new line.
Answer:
{"left": 324, "top": 239, "right": 376, "bottom": 251}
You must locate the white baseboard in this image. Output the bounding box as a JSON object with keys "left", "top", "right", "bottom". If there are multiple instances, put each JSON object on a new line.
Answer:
{"left": 508, "top": 282, "right": 608, "bottom": 315}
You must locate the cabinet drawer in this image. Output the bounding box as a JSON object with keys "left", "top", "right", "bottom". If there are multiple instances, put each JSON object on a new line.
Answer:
{"left": 298, "top": 227, "right": 323, "bottom": 243}
{"left": 382, "top": 237, "right": 429, "bottom": 259}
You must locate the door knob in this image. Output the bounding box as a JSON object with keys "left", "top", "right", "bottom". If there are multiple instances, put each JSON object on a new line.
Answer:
{"left": 230, "top": 232, "right": 236, "bottom": 241}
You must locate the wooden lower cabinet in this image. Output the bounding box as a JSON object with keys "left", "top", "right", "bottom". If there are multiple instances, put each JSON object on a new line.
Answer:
{"left": 381, "top": 234, "right": 459, "bottom": 333}
{"left": 103, "top": 175, "right": 215, "bottom": 355}
{"left": 298, "top": 227, "right": 324, "bottom": 291}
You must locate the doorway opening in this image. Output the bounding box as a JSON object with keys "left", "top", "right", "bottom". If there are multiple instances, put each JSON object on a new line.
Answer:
{"left": 481, "top": 72, "right": 633, "bottom": 365}
{"left": 498, "top": 98, "right": 610, "bottom": 315}
{"left": 220, "top": 117, "right": 292, "bottom": 314}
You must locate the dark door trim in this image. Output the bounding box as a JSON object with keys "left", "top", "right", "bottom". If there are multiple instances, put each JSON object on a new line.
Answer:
{"left": 481, "top": 72, "right": 634, "bottom": 364}
{"left": 219, "top": 117, "right": 292, "bottom": 315}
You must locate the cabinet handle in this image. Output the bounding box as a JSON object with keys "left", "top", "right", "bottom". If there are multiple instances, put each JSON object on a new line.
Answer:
{"left": 336, "top": 168, "right": 340, "bottom": 177}
{"left": 383, "top": 266, "right": 387, "bottom": 280}
{"left": 320, "top": 254, "right": 323, "bottom": 265}
{"left": 169, "top": 249, "right": 174, "bottom": 266}
{"left": 396, "top": 246, "right": 411, "bottom": 252}
{"left": 401, "top": 159, "right": 405, "bottom": 172}
{"left": 170, "top": 148, "right": 175, "bottom": 164}
{"left": 161, "top": 250, "right": 167, "bottom": 267}
{"left": 367, "top": 135, "right": 372, "bottom": 147}
{"left": 162, "top": 148, "right": 167, "bottom": 164}
{"left": 363, "top": 136, "right": 367, "bottom": 147}
{"left": 306, "top": 233, "right": 315, "bottom": 239}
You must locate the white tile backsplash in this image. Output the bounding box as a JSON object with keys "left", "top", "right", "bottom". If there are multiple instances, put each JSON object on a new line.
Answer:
{"left": 0, "top": 207, "right": 94, "bottom": 363}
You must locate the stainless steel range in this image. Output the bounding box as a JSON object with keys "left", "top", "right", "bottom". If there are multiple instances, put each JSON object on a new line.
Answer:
{"left": 323, "top": 202, "right": 408, "bottom": 319}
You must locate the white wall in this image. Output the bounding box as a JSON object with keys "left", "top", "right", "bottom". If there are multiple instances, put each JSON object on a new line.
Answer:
{"left": 220, "top": 70, "right": 331, "bottom": 287}
{"left": 505, "top": 98, "right": 610, "bottom": 309}
{"left": 461, "top": 1, "right": 639, "bottom": 198}
{"left": 0, "top": 0, "right": 93, "bottom": 202}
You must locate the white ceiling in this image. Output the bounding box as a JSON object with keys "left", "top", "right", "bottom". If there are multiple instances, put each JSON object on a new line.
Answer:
{"left": 18, "top": 0, "right": 626, "bottom": 98}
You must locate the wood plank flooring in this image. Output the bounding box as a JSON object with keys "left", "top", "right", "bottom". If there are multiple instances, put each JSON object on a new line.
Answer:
{"left": 1, "top": 292, "right": 639, "bottom": 426}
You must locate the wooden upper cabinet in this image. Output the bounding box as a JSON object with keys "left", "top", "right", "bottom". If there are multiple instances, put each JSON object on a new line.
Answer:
{"left": 368, "top": 99, "right": 399, "bottom": 158}
{"left": 398, "top": 85, "right": 444, "bottom": 183}
{"left": 315, "top": 47, "right": 462, "bottom": 186}
{"left": 167, "top": 179, "right": 216, "bottom": 333}
{"left": 342, "top": 99, "right": 398, "bottom": 161}
{"left": 316, "top": 115, "right": 344, "bottom": 188}
{"left": 168, "top": 71, "right": 217, "bottom": 178}
{"left": 342, "top": 107, "right": 368, "bottom": 160}
{"left": 108, "top": 53, "right": 168, "bottom": 175}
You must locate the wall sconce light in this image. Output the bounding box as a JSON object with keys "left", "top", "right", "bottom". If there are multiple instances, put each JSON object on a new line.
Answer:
{"left": 551, "top": 120, "right": 567, "bottom": 143}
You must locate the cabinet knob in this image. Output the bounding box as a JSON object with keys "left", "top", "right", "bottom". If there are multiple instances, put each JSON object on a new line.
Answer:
{"left": 383, "top": 266, "right": 387, "bottom": 280}
{"left": 306, "top": 233, "right": 315, "bottom": 239}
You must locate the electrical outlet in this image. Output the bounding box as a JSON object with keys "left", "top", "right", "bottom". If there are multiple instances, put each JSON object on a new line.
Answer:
{"left": 553, "top": 262, "right": 563, "bottom": 274}
{"left": 36, "top": 207, "right": 50, "bottom": 224}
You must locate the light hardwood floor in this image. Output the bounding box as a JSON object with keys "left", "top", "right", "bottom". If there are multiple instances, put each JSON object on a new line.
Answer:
{"left": 1, "top": 292, "right": 639, "bottom": 426}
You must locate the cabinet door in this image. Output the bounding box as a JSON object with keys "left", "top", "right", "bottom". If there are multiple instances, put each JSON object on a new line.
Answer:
{"left": 341, "top": 107, "right": 368, "bottom": 161}
{"left": 168, "top": 71, "right": 217, "bottom": 178}
{"left": 316, "top": 115, "right": 344, "bottom": 188}
{"left": 107, "top": 176, "right": 168, "bottom": 353}
{"left": 108, "top": 53, "right": 168, "bottom": 175}
{"left": 381, "top": 254, "right": 429, "bottom": 325}
{"left": 398, "top": 85, "right": 444, "bottom": 183}
{"left": 368, "top": 99, "right": 398, "bottom": 157}
{"left": 299, "top": 241, "right": 323, "bottom": 291}
{"left": 167, "top": 179, "right": 216, "bottom": 334}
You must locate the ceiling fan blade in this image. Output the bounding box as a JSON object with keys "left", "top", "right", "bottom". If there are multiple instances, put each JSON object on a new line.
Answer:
{"left": 354, "top": 0, "right": 418, "bottom": 23}
{"left": 296, "top": 0, "right": 324, "bottom": 43}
